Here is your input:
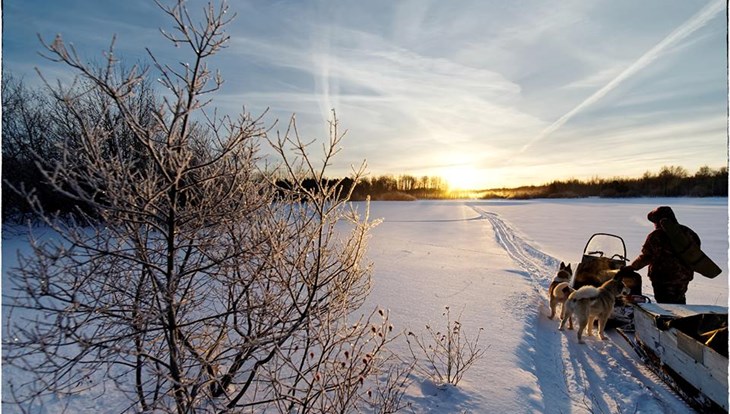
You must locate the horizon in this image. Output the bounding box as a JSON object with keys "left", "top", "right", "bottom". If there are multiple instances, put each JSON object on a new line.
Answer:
{"left": 3, "top": 0, "right": 728, "bottom": 189}
{"left": 324, "top": 163, "right": 727, "bottom": 192}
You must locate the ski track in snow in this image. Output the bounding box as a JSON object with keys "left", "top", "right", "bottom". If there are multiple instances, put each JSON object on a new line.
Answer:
{"left": 468, "top": 205, "right": 695, "bottom": 414}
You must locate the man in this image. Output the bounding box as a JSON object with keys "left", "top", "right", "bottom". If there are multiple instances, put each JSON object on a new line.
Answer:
{"left": 627, "top": 206, "right": 700, "bottom": 304}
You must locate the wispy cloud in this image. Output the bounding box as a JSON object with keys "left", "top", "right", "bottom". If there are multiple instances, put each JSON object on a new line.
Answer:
{"left": 229, "top": 24, "right": 543, "bottom": 148}
{"left": 520, "top": 0, "right": 724, "bottom": 152}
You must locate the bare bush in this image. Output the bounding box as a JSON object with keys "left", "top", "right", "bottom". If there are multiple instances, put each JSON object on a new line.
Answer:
{"left": 363, "top": 359, "right": 415, "bottom": 414}
{"left": 405, "top": 306, "right": 486, "bottom": 386}
{"left": 2, "top": 1, "right": 399, "bottom": 412}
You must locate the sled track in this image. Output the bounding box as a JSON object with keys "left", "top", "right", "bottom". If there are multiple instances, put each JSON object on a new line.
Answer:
{"left": 470, "top": 207, "right": 558, "bottom": 289}
{"left": 469, "top": 206, "right": 696, "bottom": 414}
{"left": 470, "top": 206, "right": 577, "bottom": 411}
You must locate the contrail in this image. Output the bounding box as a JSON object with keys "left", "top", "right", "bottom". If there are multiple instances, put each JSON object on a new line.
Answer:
{"left": 313, "top": 24, "right": 337, "bottom": 123}
{"left": 521, "top": 0, "right": 724, "bottom": 152}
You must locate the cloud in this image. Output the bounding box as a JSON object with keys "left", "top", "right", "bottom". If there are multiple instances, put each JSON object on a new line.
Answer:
{"left": 228, "top": 23, "right": 545, "bottom": 148}
{"left": 520, "top": 0, "right": 725, "bottom": 152}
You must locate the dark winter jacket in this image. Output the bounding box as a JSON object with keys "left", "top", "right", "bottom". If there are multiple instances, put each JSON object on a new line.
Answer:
{"left": 630, "top": 206, "right": 700, "bottom": 304}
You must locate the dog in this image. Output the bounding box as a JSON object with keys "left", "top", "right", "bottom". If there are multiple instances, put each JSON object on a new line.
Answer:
{"left": 548, "top": 262, "right": 573, "bottom": 320}
{"left": 559, "top": 277, "right": 630, "bottom": 344}
{"left": 549, "top": 282, "right": 575, "bottom": 329}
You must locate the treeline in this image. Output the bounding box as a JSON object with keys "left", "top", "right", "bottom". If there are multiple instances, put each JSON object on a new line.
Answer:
{"left": 351, "top": 175, "right": 448, "bottom": 200}
{"left": 482, "top": 165, "right": 728, "bottom": 199}
{"left": 275, "top": 165, "right": 727, "bottom": 202}
{"left": 272, "top": 175, "right": 448, "bottom": 202}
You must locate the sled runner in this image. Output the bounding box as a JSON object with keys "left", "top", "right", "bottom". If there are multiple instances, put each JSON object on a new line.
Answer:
{"left": 618, "top": 303, "right": 728, "bottom": 413}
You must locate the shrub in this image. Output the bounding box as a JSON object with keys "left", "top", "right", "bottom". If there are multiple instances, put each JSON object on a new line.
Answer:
{"left": 405, "top": 306, "right": 486, "bottom": 386}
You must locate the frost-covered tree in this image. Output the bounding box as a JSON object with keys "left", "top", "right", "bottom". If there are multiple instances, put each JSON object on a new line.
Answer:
{"left": 3, "top": 1, "right": 399, "bottom": 412}
{"left": 2, "top": 70, "right": 159, "bottom": 220}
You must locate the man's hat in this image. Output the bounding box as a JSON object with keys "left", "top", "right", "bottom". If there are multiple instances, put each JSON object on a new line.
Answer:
{"left": 647, "top": 206, "right": 677, "bottom": 224}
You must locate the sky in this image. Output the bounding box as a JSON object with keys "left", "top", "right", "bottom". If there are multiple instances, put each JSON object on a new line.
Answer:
{"left": 2, "top": 0, "right": 728, "bottom": 190}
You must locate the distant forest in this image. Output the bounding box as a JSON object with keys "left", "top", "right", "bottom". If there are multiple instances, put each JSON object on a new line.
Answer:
{"left": 344, "top": 165, "right": 728, "bottom": 201}
{"left": 2, "top": 74, "right": 726, "bottom": 222}
{"left": 479, "top": 165, "right": 728, "bottom": 199}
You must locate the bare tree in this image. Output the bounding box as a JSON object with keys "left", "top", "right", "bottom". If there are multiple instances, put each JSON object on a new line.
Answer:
{"left": 3, "top": 1, "right": 398, "bottom": 412}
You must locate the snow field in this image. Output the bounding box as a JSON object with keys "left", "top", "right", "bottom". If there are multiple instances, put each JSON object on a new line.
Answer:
{"left": 359, "top": 198, "right": 726, "bottom": 413}
{"left": 2, "top": 198, "right": 725, "bottom": 412}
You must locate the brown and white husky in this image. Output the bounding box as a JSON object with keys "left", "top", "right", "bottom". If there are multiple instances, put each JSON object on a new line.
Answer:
{"left": 548, "top": 262, "right": 573, "bottom": 321}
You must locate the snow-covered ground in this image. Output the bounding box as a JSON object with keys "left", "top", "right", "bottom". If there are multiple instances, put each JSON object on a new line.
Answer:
{"left": 358, "top": 197, "right": 727, "bottom": 413}
{"left": 2, "top": 197, "right": 727, "bottom": 413}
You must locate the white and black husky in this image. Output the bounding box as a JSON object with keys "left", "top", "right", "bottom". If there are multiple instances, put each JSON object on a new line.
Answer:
{"left": 559, "top": 276, "right": 629, "bottom": 344}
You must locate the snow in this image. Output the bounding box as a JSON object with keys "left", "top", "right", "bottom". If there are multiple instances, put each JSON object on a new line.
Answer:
{"left": 2, "top": 197, "right": 727, "bottom": 413}
{"left": 356, "top": 197, "right": 727, "bottom": 413}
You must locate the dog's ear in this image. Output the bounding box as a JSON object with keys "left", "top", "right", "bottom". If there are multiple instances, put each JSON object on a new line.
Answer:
{"left": 560, "top": 261, "right": 566, "bottom": 269}
{"left": 566, "top": 263, "right": 572, "bottom": 272}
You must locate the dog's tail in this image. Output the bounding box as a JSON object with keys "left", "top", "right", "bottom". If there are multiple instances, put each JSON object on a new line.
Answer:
{"left": 567, "top": 295, "right": 591, "bottom": 306}
{"left": 570, "top": 286, "right": 600, "bottom": 300}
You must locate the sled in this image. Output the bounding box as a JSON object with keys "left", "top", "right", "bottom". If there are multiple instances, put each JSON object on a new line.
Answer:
{"left": 618, "top": 303, "right": 728, "bottom": 413}
{"left": 570, "top": 233, "right": 644, "bottom": 325}
{"left": 571, "top": 234, "right": 729, "bottom": 411}
{"left": 572, "top": 233, "right": 634, "bottom": 289}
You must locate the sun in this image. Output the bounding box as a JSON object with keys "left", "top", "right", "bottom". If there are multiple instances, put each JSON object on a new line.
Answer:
{"left": 441, "top": 166, "right": 484, "bottom": 191}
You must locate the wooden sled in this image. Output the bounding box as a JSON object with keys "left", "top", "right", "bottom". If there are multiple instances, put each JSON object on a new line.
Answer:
{"left": 620, "top": 303, "right": 728, "bottom": 413}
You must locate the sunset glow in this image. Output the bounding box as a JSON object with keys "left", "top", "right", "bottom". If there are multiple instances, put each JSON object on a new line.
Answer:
{"left": 441, "top": 166, "right": 485, "bottom": 191}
